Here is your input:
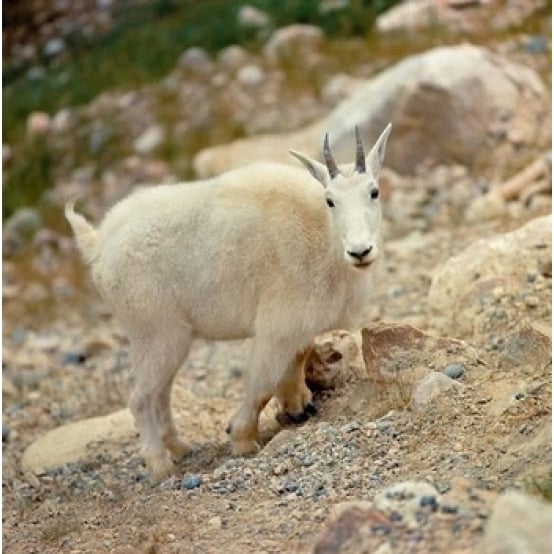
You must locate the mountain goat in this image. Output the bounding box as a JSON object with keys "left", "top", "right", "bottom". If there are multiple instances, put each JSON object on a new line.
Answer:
{"left": 65, "top": 124, "right": 392, "bottom": 482}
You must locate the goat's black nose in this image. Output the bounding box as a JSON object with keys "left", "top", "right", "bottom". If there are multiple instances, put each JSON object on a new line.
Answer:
{"left": 347, "top": 246, "right": 372, "bottom": 261}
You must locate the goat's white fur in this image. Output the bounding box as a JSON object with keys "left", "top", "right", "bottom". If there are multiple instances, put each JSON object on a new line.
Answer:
{"left": 65, "top": 124, "right": 391, "bottom": 482}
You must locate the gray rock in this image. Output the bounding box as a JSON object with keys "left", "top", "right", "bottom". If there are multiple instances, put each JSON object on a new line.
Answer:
{"left": 442, "top": 362, "right": 465, "bottom": 379}
{"left": 178, "top": 47, "right": 212, "bottom": 73}
{"left": 181, "top": 474, "right": 203, "bottom": 490}
{"left": 2, "top": 422, "right": 11, "bottom": 442}
{"left": 43, "top": 37, "right": 65, "bottom": 58}
{"left": 5, "top": 207, "right": 43, "bottom": 239}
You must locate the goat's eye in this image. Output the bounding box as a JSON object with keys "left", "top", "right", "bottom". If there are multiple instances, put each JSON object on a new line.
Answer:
{"left": 370, "top": 188, "right": 379, "bottom": 200}
{"left": 326, "top": 198, "right": 335, "bottom": 208}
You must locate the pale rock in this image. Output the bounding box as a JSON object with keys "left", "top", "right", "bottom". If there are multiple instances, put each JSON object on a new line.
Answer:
{"left": 237, "top": 64, "right": 265, "bottom": 87}
{"left": 263, "top": 24, "right": 323, "bottom": 63}
{"left": 218, "top": 45, "right": 250, "bottom": 70}
{"left": 481, "top": 491, "right": 552, "bottom": 554}
{"left": 207, "top": 516, "right": 223, "bottom": 529}
{"left": 133, "top": 125, "right": 165, "bottom": 155}
{"left": 22, "top": 409, "right": 136, "bottom": 474}
{"left": 179, "top": 47, "right": 212, "bottom": 73}
{"left": 411, "top": 372, "right": 464, "bottom": 412}
{"left": 2, "top": 144, "right": 12, "bottom": 166}
{"left": 428, "top": 215, "right": 552, "bottom": 336}
{"left": 237, "top": 5, "right": 271, "bottom": 28}
{"left": 51, "top": 108, "right": 75, "bottom": 134}
{"left": 465, "top": 191, "right": 507, "bottom": 222}
{"left": 26, "top": 111, "right": 51, "bottom": 138}
{"left": 321, "top": 73, "right": 366, "bottom": 105}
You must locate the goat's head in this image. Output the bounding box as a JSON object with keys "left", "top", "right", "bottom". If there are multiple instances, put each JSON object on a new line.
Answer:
{"left": 290, "top": 123, "right": 391, "bottom": 269}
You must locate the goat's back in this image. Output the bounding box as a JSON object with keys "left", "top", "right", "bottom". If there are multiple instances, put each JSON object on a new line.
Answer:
{"left": 89, "top": 162, "right": 360, "bottom": 341}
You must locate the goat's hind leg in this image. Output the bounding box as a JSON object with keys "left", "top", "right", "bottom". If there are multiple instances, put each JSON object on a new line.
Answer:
{"left": 129, "top": 326, "right": 192, "bottom": 482}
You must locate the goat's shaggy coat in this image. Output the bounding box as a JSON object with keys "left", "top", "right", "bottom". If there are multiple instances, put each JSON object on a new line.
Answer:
{"left": 66, "top": 125, "right": 391, "bottom": 481}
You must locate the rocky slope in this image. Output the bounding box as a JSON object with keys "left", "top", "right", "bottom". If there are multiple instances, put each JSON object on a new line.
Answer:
{"left": 2, "top": 2, "right": 552, "bottom": 553}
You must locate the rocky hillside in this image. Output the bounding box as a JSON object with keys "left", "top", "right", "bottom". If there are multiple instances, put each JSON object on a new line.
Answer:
{"left": 2, "top": 1, "right": 552, "bottom": 553}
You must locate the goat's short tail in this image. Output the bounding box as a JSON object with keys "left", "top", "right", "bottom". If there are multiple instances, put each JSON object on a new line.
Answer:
{"left": 65, "top": 199, "right": 98, "bottom": 265}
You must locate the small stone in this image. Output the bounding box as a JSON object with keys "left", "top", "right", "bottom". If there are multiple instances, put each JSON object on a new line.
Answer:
{"left": 62, "top": 351, "right": 87, "bottom": 366}
{"left": 43, "top": 37, "right": 65, "bottom": 58}
{"left": 27, "top": 112, "right": 51, "bottom": 137}
{"left": 207, "top": 516, "right": 222, "bottom": 529}
{"left": 133, "top": 125, "right": 165, "bottom": 155}
{"left": 237, "top": 65, "right": 265, "bottom": 87}
{"left": 340, "top": 421, "right": 361, "bottom": 433}
{"left": 179, "top": 47, "right": 212, "bottom": 73}
{"left": 181, "top": 473, "right": 203, "bottom": 490}
{"left": 524, "top": 295, "right": 539, "bottom": 308}
{"left": 237, "top": 5, "right": 271, "bottom": 28}
{"left": 5, "top": 207, "right": 43, "bottom": 239}
{"left": 442, "top": 362, "right": 465, "bottom": 379}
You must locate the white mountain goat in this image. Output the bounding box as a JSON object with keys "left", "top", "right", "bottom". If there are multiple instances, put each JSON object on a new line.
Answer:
{"left": 65, "top": 124, "right": 392, "bottom": 482}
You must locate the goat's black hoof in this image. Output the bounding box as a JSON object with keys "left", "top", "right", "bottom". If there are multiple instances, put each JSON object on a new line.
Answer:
{"left": 304, "top": 403, "right": 317, "bottom": 416}
{"left": 225, "top": 423, "right": 232, "bottom": 435}
{"left": 286, "top": 410, "right": 309, "bottom": 424}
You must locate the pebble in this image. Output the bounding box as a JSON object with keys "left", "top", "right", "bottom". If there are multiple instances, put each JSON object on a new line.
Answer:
{"left": 524, "top": 295, "right": 539, "bottom": 308}
{"left": 62, "top": 351, "right": 87, "bottom": 365}
{"left": 181, "top": 474, "right": 203, "bottom": 490}
{"left": 207, "top": 516, "right": 223, "bottom": 529}
{"left": 442, "top": 362, "right": 466, "bottom": 379}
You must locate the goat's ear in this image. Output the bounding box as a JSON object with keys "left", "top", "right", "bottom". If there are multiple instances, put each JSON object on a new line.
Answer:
{"left": 289, "top": 149, "right": 329, "bottom": 187}
{"left": 366, "top": 123, "right": 392, "bottom": 176}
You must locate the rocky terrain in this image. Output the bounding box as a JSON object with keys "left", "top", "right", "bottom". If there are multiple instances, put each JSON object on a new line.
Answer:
{"left": 2, "top": 1, "right": 552, "bottom": 553}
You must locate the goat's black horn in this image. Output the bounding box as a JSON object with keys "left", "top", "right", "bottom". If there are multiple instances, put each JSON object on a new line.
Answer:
{"left": 355, "top": 126, "right": 366, "bottom": 173}
{"left": 323, "top": 133, "right": 339, "bottom": 179}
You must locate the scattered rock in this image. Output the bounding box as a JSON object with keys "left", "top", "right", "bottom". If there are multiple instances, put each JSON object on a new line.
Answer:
{"left": 263, "top": 24, "right": 323, "bottom": 64}
{"left": 195, "top": 44, "right": 547, "bottom": 177}
{"left": 26, "top": 111, "right": 51, "bottom": 138}
{"left": 481, "top": 490, "right": 552, "bottom": 554}
{"left": 237, "top": 64, "right": 265, "bottom": 87}
{"left": 4, "top": 207, "right": 43, "bottom": 240}
{"left": 237, "top": 5, "right": 271, "bottom": 29}
{"left": 178, "top": 46, "right": 212, "bottom": 73}
{"left": 442, "top": 362, "right": 466, "bottom": 379}
{"left": 132, "top": 125, "right": 165, "bottom": 155}
{"left": 411, "top": 372, "right": 464, "bottom": 412}
{"left": 498, "top": 323, "right": 551, "bottom": 369}
{"left": 181, "top": 474, "right": 203, "bottom": 490}
{"left": 361, "top": 323, "right": 478, "bottom": 384}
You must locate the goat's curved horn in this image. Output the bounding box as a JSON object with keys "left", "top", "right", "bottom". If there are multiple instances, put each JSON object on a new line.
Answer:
{"left": 323, "top": 133, "right": 339, "bottom": 179}
{"left": 355, "top": 126, "right": 366, "bottom": 173}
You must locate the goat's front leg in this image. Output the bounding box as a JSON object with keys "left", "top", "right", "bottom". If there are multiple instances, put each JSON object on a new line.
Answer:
{"left": 275, "top": 345, "right": 316, "bottom": 423}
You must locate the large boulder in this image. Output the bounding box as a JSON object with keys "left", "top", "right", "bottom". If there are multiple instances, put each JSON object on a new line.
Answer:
{"left": 194, "top": 44, "right": 547, "bottom": 178}
{"left": 428, "top": 215, "right": 552, "bottom": 338}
